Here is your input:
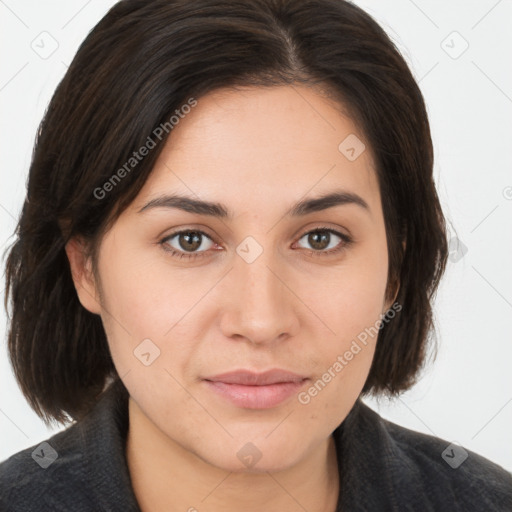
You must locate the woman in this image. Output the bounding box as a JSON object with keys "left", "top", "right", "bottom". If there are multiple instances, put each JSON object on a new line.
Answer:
{"left": 1, "top": 0, "right": 511, "bottom": 510}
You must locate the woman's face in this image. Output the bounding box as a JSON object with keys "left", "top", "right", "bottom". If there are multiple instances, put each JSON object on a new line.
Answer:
{"left": 72, "top": 85, "right": 393, "bottom": 472}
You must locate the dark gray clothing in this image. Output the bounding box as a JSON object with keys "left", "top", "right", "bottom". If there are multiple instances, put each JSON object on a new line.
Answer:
{"left": 1, "top": 378, "right": 511, "bottom": 511}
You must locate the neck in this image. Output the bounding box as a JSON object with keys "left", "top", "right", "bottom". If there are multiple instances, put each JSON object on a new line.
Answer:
{"left": 126, "top": 397, "right": 340, "bottom": 512}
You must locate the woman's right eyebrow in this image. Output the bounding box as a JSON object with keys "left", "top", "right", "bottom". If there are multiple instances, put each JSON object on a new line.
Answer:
{"left": 137, "top": 189, "right": 370, "bottom": 219}
{"left": 137, "top": 194, "right": 230, "bottom": 218}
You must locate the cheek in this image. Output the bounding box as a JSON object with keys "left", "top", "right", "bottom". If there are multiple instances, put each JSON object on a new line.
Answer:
{"left": 97, "top": 242, "right": 201, "bottom": 334}
{"left": 306, "top": 251, "right": 389, "bottom": 343}
{"left": 297, "top": 328, "right": 377, "bottom": 427}
{"left": 95, "top": 247, "right": 211, "bottom": 381}
{"left": 299, "top": 242, "right": 388, "bottom": 395}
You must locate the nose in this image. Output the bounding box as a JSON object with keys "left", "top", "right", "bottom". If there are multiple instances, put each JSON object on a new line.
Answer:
{"left": 218, "top": 245, "right": 300, "bottom": 346}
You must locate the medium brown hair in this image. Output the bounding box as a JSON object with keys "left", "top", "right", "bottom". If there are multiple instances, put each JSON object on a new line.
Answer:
{"left": 3, "top": 0, "right": 448, "bottom": 424}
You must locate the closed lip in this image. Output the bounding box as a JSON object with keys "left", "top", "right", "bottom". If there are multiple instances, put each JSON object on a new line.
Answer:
{"left": 204, "top": 369, "right": 307, "bottom": 386}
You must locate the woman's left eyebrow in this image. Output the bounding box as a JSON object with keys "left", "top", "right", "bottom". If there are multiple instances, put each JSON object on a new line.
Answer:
{"left": 137, "top": 189, "right": 370, "bottom": 219}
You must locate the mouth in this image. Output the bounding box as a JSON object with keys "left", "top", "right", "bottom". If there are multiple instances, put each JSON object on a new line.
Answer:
{"left": 203, "top": 369, "right": 309, "bottom": 409}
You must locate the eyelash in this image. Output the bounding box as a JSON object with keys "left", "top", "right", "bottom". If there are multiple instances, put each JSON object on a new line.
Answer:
{"left": 159, "top": 226, "right": 353, "bottom": 261}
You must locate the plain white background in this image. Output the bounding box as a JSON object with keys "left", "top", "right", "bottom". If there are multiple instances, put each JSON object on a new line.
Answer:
{"left": 1, "top": 0, "right": 511, "bottom": 473}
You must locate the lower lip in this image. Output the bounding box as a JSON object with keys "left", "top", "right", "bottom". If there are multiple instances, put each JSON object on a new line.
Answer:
{"left": 204, "top": 379, "right": 308, "bottom": 409}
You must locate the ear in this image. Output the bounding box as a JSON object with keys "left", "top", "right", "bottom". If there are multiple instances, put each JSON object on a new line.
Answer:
{"left": 383, "top": 280, "right": 400, "bottom": 314}
{"left": 64, "top": 236, "right": 102, "bottom": 315}
{"left": 382, "top": 239, "right": 406, "bottom": 313}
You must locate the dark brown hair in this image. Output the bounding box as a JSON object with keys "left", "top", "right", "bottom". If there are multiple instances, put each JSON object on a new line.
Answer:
{"left": 3, "top": 0, "right": 448, "bottom": 424}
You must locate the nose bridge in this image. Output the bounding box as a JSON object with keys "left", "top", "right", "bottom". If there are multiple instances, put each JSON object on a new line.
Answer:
{"left": 241, "top": 251, "right": 280, "bottom": 303}
{"left": 220, "top": 238, "right": 297, "bottom": 343}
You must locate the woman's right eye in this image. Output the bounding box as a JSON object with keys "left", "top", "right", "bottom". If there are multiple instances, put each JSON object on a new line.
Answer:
{"left": 160, "top": 230, "right": 216, "bottom": 260}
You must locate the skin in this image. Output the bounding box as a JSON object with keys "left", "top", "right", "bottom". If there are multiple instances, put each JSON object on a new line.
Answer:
{"left": 66, "top": 84, "right": 397, "bottom": 512}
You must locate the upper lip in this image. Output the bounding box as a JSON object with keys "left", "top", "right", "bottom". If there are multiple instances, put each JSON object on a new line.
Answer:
{"left": 204, "top": 369, "right": 307, "bottom": 386}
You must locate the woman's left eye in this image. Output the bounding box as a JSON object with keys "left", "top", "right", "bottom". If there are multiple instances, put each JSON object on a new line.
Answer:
{"left": 159, "top": 227, "right": 353, "bottom": 260}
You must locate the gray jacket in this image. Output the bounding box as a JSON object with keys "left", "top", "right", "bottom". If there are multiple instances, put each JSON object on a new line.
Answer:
{"left": 1, "top": 378, "right": 511, "bottom": 511}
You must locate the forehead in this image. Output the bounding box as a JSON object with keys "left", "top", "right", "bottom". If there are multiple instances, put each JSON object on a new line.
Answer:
{"left": 131, "top": 85, "right": 380, "bottom": 218}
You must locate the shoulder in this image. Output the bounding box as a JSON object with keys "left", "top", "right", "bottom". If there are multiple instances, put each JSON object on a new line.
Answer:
{"left": 0, "top": 379, "right": 138, "bottom": 512}
{"left": 0, "top": 422, "right": 97, "bottom": 511}
{"left": 354, "top": 400, "right": 512, "bottom": 510}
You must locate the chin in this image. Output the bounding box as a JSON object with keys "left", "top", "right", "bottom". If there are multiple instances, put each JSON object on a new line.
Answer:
{"left": 197, "top": 439, "right": 303, "bottom": 474}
